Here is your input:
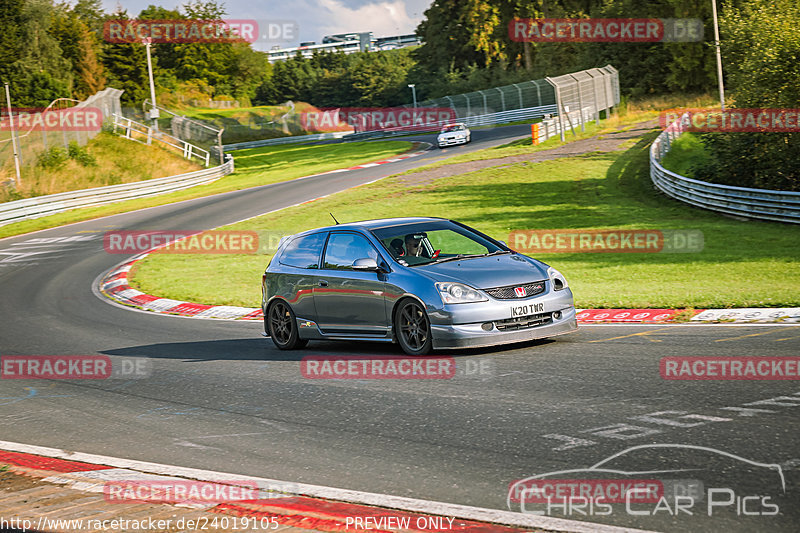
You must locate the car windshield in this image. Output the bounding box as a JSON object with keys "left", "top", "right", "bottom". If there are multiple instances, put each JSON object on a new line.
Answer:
{"left": 441, "top": 125, "right": 465, "bottom": 133}
{"left": 371, "top": 220, "right": 505, "bottom": 266}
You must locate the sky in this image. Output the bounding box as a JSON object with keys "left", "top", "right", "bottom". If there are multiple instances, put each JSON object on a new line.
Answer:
{"left": 99, "top": 0, "right": 433, "bottom": 50}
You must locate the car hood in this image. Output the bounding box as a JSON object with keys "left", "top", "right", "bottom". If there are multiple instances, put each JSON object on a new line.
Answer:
{"left": 410, "top": 254, "right": 548, "bottom": 288}
{"left": 439, "top": 132, "right": 465, "bottom": 138}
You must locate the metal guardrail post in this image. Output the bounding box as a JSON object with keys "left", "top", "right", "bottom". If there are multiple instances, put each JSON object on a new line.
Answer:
{"left": 544, "top": 77, "right": 566, "bottom": 142}
{"left": 570, "top": 75, "right": 586, "bottom": 133}
{"left": 479, "top": 90, "right": 488, "bottom": 115}
{"left": 512, "top": 84, "right": 524, "bottom": 108}
{"left": 531, "top": 80, "right": 543, "bottom": 107}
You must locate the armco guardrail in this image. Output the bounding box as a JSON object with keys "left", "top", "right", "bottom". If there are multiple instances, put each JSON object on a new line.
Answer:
{"left": 650, "top": 114, "right": 800, "bottom": 224}
{"left": 0, "top": 156, "right": 234, "bottom": 227}
{"left": 221, "top": 131, "right": 352, "bottom": 152}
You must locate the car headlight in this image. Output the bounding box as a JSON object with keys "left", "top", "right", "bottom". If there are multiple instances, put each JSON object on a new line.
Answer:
{"left": 547, "top": 267, "right": 569, "bottom": 291}
{"left": 435, "top": 282, "right": 487, "bottom": 304}
{"left": 455, "top": 134, "right": 465, "bottom": 139}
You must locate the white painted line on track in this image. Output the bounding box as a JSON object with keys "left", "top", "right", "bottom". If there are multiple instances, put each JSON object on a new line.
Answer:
{"left": 0, "top": 439, "right": 656, "bottom": 533}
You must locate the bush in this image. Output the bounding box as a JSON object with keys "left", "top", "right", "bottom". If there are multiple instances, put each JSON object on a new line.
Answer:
{"left": 693, "top": 133, "right": 800, "bottom": 192}
{"left": 67, "top": 142, "right": 97, "bottom": 167}
{"left": 37, "top": 146, "right": 69, "bottom": 169}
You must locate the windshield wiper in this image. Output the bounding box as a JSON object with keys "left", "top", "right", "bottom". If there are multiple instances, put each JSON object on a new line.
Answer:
{"left": 434, "top": 250, "right": 511, "bottom": 264}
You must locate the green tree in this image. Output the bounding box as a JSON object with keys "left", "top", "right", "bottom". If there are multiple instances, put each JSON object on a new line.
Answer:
{"left": 693, "top": 0, "right": 800, "bottom": 191}
{"left": 101, "top": 9, "right": 150, "bottom": 106}
{"left": 51, "top": 6, "right": 106, "bottom": 98}
{"left": 7, "top": 0, "right": 72, "bottom": 106}
{"left": 0, "top": 0, "right": 25, "bottom": 85}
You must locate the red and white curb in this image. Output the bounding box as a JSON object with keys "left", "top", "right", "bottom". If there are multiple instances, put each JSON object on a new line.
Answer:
{"left": 690, "top": 307, "right": 800, "bottom": 323}
{"left": 0, "top": 440, "right": 654, "bottom": 533}
{"left": 100, "top": 253, "right": 262, "bottom": 320}
{"left": 315, "top": 142, "right": 432, "bottom": 175}
{"left": 98, "top": 261, "right": 800, "bottom": 325}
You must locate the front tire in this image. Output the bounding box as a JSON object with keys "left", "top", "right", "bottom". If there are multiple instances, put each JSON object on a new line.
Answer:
{"left": 267, "top": 300, "right": 308, "bottom": 350}
{"left": 395, "top": 299, "right": 433, "bottom": 356}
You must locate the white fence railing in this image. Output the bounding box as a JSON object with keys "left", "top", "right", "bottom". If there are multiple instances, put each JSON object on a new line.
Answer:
{"left": 650, "top": 114, "right": 800, "bottom": 224}
{"left": 112, "top": 114, "right": 210, "bottom": 166}
{"left": 0, "top": 156, "right": 234, "bottom": 227}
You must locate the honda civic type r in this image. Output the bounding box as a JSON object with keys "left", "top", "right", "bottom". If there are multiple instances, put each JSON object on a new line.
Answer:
{"left": 261, "top": 217, "right": 577, "bottom": 355}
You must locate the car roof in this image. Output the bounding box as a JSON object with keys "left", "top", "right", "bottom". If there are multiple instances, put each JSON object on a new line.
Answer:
{"left": 301, "top": 217, "right": 450, "bottom": 234}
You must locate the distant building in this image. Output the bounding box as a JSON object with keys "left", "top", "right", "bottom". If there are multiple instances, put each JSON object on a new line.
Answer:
{"left": 267, "top": 31, "right": 421, "bottom": 63}
{"left": 374, "top": 34, "right": 420, "bottom": 50}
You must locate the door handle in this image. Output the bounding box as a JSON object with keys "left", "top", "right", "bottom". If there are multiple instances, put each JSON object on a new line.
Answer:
{"left": 318, "top": 280, "right": 328, "bottom": 287}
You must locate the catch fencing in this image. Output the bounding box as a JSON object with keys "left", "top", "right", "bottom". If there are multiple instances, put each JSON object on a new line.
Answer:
{"left": 144, "top": 100, "right": 224, "bottom": 164}
{"left": 650, "top": 113, "right": 800, "bottom": 224}
{"left": 354, "top": 65, "right": 619, "bottom": 138}
{"left": 546, "top": 65, "right": 619, "bottom": 141}
{"left": 0, "top": 88, "right": 123, "bottom": 181}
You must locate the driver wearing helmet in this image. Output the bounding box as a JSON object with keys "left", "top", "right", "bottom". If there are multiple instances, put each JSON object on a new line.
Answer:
{"left": 404, "top": 233, "right": 431, "bottom": 258}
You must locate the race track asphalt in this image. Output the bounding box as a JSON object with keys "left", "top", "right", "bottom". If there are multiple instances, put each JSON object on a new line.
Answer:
{"left": 1, "top": 124, "right": 798, "bottom": 532}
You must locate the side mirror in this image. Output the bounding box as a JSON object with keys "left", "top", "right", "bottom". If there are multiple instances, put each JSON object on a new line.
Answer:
{"left": 352, "top": 257, "right": 379, "bottom": 271}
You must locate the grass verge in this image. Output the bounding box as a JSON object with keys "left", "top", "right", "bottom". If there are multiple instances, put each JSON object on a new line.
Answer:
{"left": 1, "top": 132, "right": 201, "bottom": 202}
{"left": 0, "top": 140, "right": 412, "bottom": 240}
{"left": 130, "top": 123, "right": 800, "bottom": 309}
{"left": 660, "top": 133, "right": 710, "bottom": 178}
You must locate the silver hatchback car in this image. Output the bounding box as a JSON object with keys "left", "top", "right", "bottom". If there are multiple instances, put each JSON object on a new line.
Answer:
{"left": 262, "top": 218, "right": 577, "bottom": 355}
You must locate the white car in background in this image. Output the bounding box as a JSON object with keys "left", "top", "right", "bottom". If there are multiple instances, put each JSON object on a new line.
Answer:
{"left": 437, "top": 123, "right": 471, "bottom": 148}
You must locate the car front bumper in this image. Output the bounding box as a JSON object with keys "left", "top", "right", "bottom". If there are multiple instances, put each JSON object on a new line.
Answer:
{"left": 428, "top": 289, "right": 578, "bottom": 349}
{"left": 438, "top": 136, "right": 468, "bottom": 147}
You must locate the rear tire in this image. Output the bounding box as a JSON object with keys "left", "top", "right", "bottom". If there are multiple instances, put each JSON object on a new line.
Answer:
{"left": 395, "top": 299, "right": 433, "bottom": 356}
{"left": 267, "top": 300, "right": 308, "bottom": 350}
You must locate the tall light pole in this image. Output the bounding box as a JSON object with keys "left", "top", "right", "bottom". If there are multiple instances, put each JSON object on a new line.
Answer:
{"left": 711, "top": 0, "right": 725, "bottom": 110}
{"left": 143, "top": 38, "right": 159, "bottom": 131}
{"left": 408, "top": 84, "right": 417, "bottom": 108}
{"left": 4, "top": 83, "right": 21, "bottom": 186}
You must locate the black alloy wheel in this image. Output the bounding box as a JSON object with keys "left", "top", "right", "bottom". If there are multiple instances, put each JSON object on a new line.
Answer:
{"left": 395, "top": 299, "right": 433, "bottom": 356}
{"left": 267, "top": 300, "right": 307, "bottom": 350}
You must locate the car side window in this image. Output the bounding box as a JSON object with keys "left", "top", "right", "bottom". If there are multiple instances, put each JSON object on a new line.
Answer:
{"left": 279, "top": 233, "right": 325, "bottom": 269}
{"left": 323, "top": 233, "right": 378, "bottom": 270}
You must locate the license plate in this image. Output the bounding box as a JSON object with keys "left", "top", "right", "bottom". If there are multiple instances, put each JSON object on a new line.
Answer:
{"left": 511, "top": 302, "right": 544, "bottom": 317}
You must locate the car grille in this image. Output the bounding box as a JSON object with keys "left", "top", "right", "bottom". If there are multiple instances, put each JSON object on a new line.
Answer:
{"left": 484, "top": 281, "right": 546, "bottom": 300}
{"left": 495, "top": 312, "right": 553, "bottom": 331}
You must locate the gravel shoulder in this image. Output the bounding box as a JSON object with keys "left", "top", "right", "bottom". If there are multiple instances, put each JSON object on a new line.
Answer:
{"left": 400, "top": 120, "right": 658, "bottom": 187}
